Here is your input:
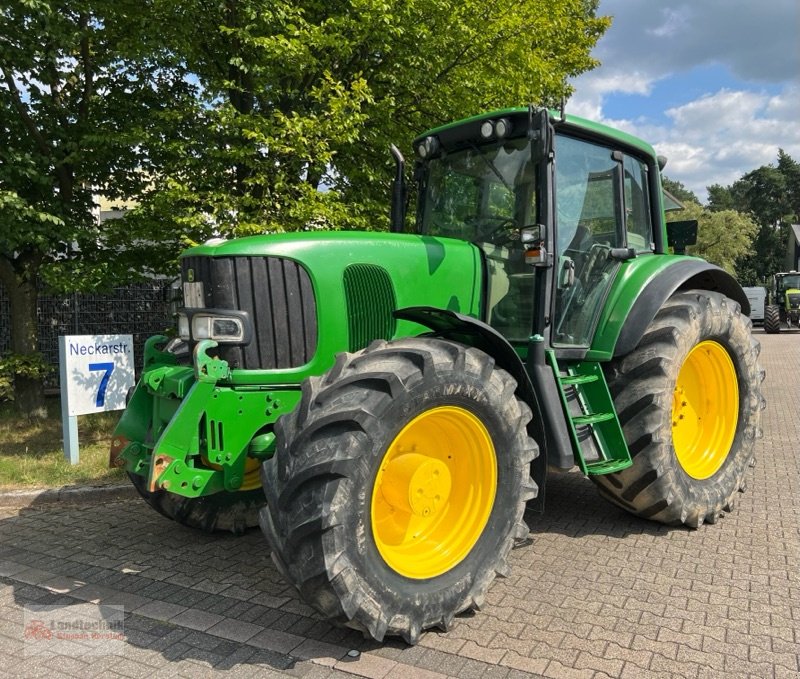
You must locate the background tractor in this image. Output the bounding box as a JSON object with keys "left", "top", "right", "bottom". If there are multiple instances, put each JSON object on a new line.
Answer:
{"left": 764, "top": 272, "right": 800, "bottom": 333}
{"left": 111, "top": 107, "right": 764, "bottom": 644}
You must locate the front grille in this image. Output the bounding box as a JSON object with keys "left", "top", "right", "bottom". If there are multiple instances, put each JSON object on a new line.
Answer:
{"left": 182, "top": 255, "right": 317, "bottom": 370}
{"left": 788, "top": 293, "right": 800, "bottom": 309}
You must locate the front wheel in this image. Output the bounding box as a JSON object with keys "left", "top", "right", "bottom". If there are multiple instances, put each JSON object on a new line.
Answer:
{"left": 592, "top": 290, "right": 764, "bottom": 527}
{"left": 260, "top": 338, "right": 538, "bottom": 643}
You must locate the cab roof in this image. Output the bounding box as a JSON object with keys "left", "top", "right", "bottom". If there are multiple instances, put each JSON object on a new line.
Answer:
{"left": 414, "top": 107, "right": 657, "bottom": 160}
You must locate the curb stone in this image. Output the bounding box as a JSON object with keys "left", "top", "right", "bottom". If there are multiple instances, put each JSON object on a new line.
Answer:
{"left": 0, "top": 483, "right": 135, "bottom": 508}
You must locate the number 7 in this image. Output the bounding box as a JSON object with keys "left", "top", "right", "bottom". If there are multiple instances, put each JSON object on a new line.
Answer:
{"left": 89, "top": 362, "right": 114, "bottom": 407}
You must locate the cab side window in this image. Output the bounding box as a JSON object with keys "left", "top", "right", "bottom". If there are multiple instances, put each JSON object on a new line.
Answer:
{"left": 623, "top": 154, "right": 653, "bottom": 252}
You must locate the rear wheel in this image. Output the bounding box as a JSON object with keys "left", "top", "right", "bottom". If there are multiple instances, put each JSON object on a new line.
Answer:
{"left": 592, "top": 290, "right": 764, "bottom": 527}
{"left": 260, "top": 337, "right": 538, "bottom": 643}
{"left": 128, "top": 469, "right": 263, "bottom": 534}
{"left": 764, "top": 304, "right": 781, "bottom": 333}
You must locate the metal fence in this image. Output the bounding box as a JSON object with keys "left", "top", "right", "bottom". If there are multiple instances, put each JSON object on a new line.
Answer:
{"left": 0, "top": 281, "right": 176, "bottom": 389}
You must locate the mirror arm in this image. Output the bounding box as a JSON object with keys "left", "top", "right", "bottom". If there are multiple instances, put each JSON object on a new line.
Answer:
{"left": 390, "top": 144, "right": 407, "bottom": 233}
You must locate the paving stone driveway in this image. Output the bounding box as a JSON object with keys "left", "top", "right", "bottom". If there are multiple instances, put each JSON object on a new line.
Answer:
{"left": 0, "top": 329, "right": 798, "bottom": 679}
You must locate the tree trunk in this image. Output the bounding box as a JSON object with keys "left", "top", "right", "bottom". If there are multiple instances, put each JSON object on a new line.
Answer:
{"left": 0, "top": 258, "right": 46, "bottom": 418}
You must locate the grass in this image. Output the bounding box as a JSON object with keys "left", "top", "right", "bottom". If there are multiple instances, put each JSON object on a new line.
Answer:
{"left": 0, "top": 399, "right": 126, "bottom": 489}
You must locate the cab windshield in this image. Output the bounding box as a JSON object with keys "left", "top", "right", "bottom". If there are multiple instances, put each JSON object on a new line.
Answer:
{"left": 419, "top": 137, "right": 537, "bottom": 244}
{"left": 778, "top": 275, "right": 800, "bottom": 292}
{"left": 418, "top": 137, "right": 538, "bottom": 342}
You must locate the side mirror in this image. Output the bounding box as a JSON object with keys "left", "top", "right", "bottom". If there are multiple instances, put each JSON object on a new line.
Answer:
{"left": 666, "top": 220, "right": 698, "bottom": 255}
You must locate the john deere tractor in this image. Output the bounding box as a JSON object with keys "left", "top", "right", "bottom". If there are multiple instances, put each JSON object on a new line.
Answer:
{"left": 764, "top": 272, "right": 800, "bottom": 333}
{"left": 111, "top": 108, "right": 764, "bottom": 644}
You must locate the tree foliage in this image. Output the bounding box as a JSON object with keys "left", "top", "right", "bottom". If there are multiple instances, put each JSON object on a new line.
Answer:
{"left": 133, "top": 0, "right": 610, "bottom": 236}
{"left": 666, "top": 202, "right": 757, "bottom": 277}
{"left": 661, "top": 176, "right": 698, "bottom": 205}
{"left": 1, "top": 0, "right": 609, "bottom": 407}
{"left": 707, "top": 150, "right": 800, "bottom": 285}
{"left": 0, "top": 0, "right": 195, "bottom": 410}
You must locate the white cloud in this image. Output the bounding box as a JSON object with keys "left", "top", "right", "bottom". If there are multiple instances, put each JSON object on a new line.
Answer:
{"left": 596, "top": 87, "right": 800, "bottom": 199}
{"left": 586, "top": 0, "right": 799, "bottom": 86}
{"left": 567, "top": 0, "right": 800, "bottom": 200}
{"left": 568, "top": 71, "right": 655, "bottom": 121}
{"left": 647, "top": 7, "right": 690, "bottom": 39}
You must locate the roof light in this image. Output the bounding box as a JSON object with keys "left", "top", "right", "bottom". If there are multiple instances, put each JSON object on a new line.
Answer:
{"left": 480, "top": 120, "right": 495, "bottom": 139}
{"left": 494, "top": 118, "right": 511, "bottom": 139}
{"left": 417, "top": 136, "right": 440, "bottom": 159}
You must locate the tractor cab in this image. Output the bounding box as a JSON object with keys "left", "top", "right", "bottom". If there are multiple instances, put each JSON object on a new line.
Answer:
{"left": 408, "top": 108, "right": 658, "bottom": 354}
{"left": 775, "top": 272, "right": 800, "bottom": 308}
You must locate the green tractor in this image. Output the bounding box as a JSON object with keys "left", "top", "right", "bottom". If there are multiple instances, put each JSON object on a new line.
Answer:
{"left": 111, "top": 107, "right": 764, "bottom": 644}
{"left": 764, "top": 272, "right": 800, "bottom": 333}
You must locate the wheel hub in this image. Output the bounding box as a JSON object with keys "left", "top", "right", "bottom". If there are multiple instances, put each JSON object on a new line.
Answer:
{"left": 380, "top": 454, "right": 452, "bottom": 518}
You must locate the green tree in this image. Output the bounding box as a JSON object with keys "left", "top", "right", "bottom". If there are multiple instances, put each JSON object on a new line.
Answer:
{"left": 0, "top": 0, "right": 193, "bottom": 413}
{"left": 134, "top": 0, "right": 610, "bottom": 236}
{"left": 2, "top": 0, "right": 610, "bottom": 407}
{"left": 707, "top": 151, "right": 800, "bottom": 284}
{"left": 662, "top": 176, "right": 698, "bottom": 205}
{"left": 667, "top": 202, "right": 757, "bottom": 277}
{"left": 706, "top": 184, "right": 736, "bottom": 212}
{"left": 776, "top": 149, "right": 800, "bottom": 220}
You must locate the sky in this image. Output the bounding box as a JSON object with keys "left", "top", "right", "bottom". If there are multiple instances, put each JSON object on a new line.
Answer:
{"left": 568, "top": 0, "right": 800, "bottom": 202}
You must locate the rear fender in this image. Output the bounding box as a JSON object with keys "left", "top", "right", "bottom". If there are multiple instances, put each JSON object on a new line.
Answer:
{"left": 611, "top": 260, "right": 748, "bottom": 359}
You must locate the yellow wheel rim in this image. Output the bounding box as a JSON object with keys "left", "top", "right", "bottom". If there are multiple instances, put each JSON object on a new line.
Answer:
{"left": 672, "top": 340, "right": 739, "bottom": 480}
{"left": 370, "top": 406, "right": 497, "bottom": 579}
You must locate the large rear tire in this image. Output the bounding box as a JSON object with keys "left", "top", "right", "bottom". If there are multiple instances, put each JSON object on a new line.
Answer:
{"left": 128, "top": 471, "right": 263, "bottom": 534}
{"left": 764, "top": 304, "right": 781, "bottom": 333}
{"left": 260, "top": 338, "right": 538, "bottom": 644}
{"left": 592, "top": 290, "right": 764, "bottom": 527}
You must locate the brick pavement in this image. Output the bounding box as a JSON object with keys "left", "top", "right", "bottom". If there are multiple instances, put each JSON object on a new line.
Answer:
{"left": 0, "top": 329, "right": 798, "bottom": 678}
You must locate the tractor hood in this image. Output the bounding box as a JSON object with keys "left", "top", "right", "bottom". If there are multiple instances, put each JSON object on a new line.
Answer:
{"left": 179, "top": 232, "right": 483, "bottom": 384}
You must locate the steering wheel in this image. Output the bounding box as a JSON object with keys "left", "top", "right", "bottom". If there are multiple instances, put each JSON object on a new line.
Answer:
{"left": 470, "top": 215, "right": 519, "bottom": 245}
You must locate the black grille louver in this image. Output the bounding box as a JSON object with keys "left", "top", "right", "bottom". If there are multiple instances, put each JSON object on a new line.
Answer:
{"left": 788, "top": 293, "right": 800, "bottom": 309}
{"left": 343, "top": 264, "right": 397, "bottom": 351}
{"left": 182, "top": 255, "right": 317, "bottom": 370}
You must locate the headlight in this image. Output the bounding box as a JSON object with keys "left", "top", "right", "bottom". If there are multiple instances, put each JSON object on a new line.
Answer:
{"left": 177, "top": 313, "right": 190, "bottom": 340}
{"left": 191, "top": 314, "right": 245, "bottom": 342}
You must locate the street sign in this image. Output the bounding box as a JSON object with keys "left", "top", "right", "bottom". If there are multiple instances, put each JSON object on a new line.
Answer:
{"left": 59, "top": 335, "right": 135, "bottom": 464}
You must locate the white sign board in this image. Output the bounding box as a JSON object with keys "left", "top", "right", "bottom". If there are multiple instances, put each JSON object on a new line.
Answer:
{"left": 59, "top": 335, "right": 135, "bottom": 416}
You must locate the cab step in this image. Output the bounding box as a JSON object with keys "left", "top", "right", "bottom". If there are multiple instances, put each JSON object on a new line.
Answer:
{"left": 546, "top": 351, "right": 633, "bottom": 476}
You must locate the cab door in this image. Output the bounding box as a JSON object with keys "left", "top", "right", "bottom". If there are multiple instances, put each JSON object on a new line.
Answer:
{"left": 551, "top": 134, "right": 654, "bottom": 348}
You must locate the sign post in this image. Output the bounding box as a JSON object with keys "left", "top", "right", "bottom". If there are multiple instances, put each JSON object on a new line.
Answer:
{"left": 58, "top": 335, "right": 135, "bottom": 464}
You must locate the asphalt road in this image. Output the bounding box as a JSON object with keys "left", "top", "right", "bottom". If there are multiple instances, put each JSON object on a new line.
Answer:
{"left": 0, "top": 328, "right": 797, "bottom": 679}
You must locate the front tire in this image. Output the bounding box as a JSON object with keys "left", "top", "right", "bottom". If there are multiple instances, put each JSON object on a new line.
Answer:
{"left": 592, "top": 290, "right": 764, "bottom": 527}
{"left": 260, "top": 338, "right": 538, "bottom": 643}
